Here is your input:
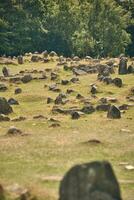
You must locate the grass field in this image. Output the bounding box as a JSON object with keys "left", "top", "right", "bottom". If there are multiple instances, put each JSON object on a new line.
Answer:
{"left": 0, "top": 57, "right": 134, "bottom": 200}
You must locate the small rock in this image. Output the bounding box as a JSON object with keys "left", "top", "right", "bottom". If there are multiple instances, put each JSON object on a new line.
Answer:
{"left": 96, "top": 104, "right": 110, "bottom": 112}
{"left": 0, "top": 114, "right": 10, "bottom": 121}
{"left": 8, "top": 98, "right": 19, "bottom": 105}
{"left": 0, "top": 97, "right": 13, "bottom": 115}
{"left": 0, "top": 84, "right": 8, "bottom": 92}
{"left": 47, "top": 97, "right": 53, "bottom": 104}
{"left": 71, "top": 111, "right": 81, "bottom": 119}
{"left": 91, "top": 85, "right": 97, "bottom": 94}
{"left": 12, "top": 116, "right": 26, "bottom": 122}
{"left": 125, "top": 165, "right": 134, "bottom": 171}
{"left": 33, "top": 115, "right": 45, "bottom": 119}
{"left": 61, "top": 80, "right": 69, "bottom": 85}
{"left": 7, "top": 126, "right": 22, "bottom": 135}
{"left": 15, "top": 88, "right": 22, "bottom": 94}
{"left": 113, "top": 78, "right": 122, "bottom": 88}
{"left": 81, "top": 105, "right": 95, "bottom": 114}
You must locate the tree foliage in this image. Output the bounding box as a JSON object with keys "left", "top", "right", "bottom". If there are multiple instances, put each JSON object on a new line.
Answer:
{"left": 0, "top": 0, "right": 133, "bottom": 57}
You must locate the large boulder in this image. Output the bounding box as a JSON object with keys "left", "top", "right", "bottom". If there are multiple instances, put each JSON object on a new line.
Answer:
{"left": 118, "top": 57, "right": 128, "bottom": 74}
{"left": 0, "top": 97, "right": 13, "bottom": 114}
{"left": 107, "top": 105, "right": 121, "bottom": 119}
{"left": 59, "top": 161, "right": 122, "bottom": 200}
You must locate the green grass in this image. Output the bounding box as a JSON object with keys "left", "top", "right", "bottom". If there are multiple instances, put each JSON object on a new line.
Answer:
{"left": 0, "top": 59, "right": 134, "bottom": 200}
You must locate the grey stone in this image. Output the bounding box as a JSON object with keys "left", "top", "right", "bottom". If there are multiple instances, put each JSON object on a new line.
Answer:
{"left": 81, "top": 105, "right": 95, "bottom": 114}
{"left": 59, "top": 161, "right": 122, "bottom": 200}
{"left": 71, "top": 111, "right": 81, "bottom": 119}
{"left": 21, "top": 74, "right": 32, "bottom": 83}
{"left": 18, "top": 56, "right": 23, "bottom": 64}
{"left": 96, "top": 104, "right": 110, "bottom": 112}
{"left": 118, "top": 57, "right": 128, "bottom": 74}
{"left": 127, "top": 65, "right": 134, "bottom": 74}
{"left": 91, "top": 85, "right": 97, "bottom": 94}
{"left": 107, "top": 105, "right": 121, "bottom": 119}
{"left": 2, "top": 66, "right": 10, "bottom": 77}
{"left": 112, "top": 78, "right": 122, "bottom": 88}
{"left": 61, "top": 80, "right": 69, "bottom": 85}
{"left": 0, "top": 97, "right": 13, "bottom": 115}
{"left": 7, "top": 126, "right": 22, "bottom": 135}
{"left": 15, "top": 88, "right": 22, "bottom": 94}
{"left": 49, "top": 51, "right": 57, "bottom": 57}
{"left": 8, "top": 98, "right": 19, "bottom": 105}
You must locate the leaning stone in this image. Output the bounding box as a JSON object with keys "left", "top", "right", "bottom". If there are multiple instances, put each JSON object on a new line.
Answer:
{"left": 107, "top": 105, "right": 121, "bottom": 119}
{"left": 2, "top": 66, "right": 10, "bottom": 77}
{"left": 59, "top": 161, "right": 122, "bottom": 200}
{"left": 0, "top": 97, "right": 13, "bottom": 115}
{"left": 118, "top": 57, "right": 128, "bottom": 74}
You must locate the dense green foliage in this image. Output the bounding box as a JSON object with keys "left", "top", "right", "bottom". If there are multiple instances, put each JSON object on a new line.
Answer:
{"left": 0, "top": 0, "right": 133, "bottom": 57}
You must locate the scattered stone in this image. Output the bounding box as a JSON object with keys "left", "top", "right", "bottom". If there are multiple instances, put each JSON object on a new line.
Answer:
{"left": 9, "top": 76, "right": 21, "bottom": 83}
{"left": 21, "top": 74, "right": 33, "bottom": 83}
{"left": 8, "top": 98, "right": 19, "bottom": 105}
{"left": 31, "top": 55, "right": 40, "bottom": 62}
{"left": 47, "top": 97, "right": 53, "bottom": 104}
{"left": 120, "top": 129, "right": 131, "bottom": 133}
{"left": 96, "top": 104, "right": 110, "bottom": 112}
{"left": 90, "top": 85, "right": 98, "bottom": 94}
{"left": 11, "top": 116, "right": 26, "bottom": 122}
{"left": 125, "top": 165, "right": 134, "bottom": 171}
{"left": 107, "top": 97, "right": 118, "bottom": 103}
{"left": 18, "top": 55, "right": 24, "bottom": 64}
{"left": 127, "top": 65, "right": 134, "bottom": 74}
{"left": 83, "top": 139, "right": 101, "bottom": 144}
{"left": 2, "top": 66, "right": 10, "bottom": 77}
{"left": 0, "top": 83, "right": 8, "bottom": 92}
{"left": 99, "top": 98, "right": 108, "bottom": 104}
{"left": 0, "top": 97, "right": 13, "bottom": 114}
{"left": 76, "top": 93, "right": 84, "bottom": 99}
{"left": 49, "top": 123, "right": 60, "bottom": 128}
{"left": 118, "top": 57, "right": 128, "bottom": 74}
{"left": 113, "top": 78, "right": 122, "bottom": 88}
{"left": 49, "top": 51, "right": 57, "bottom": 57}
{"left": 61, "top": 80, "right": 69, "bottom": 85}
{"left": 70, "top": 77, "right": 79, "bottom": 83}
{"left": 15, "top": 88, "right": 22, "bottom": 95}
{"left": 59, "top": 161, "right": 122, "bottom": 200}
{"left": 0, "top": 114, "right": 10, "bottom": 121}
{"left": 107, "top": 105, "right": 121, "bottom": 119}
{"left": 49, "top": 84, "right": 61, "bottom": 92}
{"left": 66, "top": 89, "right": 75, "bottom": 94}
{"left": 51, "top": 72, "right": 58, "bottom": 81}
{"left": 33, "top": 115, "right": 45, "bottom": 119}
{"left": 71, "top": 111, "right": 81, "bottom": 119}
{"left": 73, "top": 68, "right": 87, "bottom": 76}
{"left": 73, "top": 56, "right": 80, "bottom": 61}
{"left": 43, "top": 50, "right": 48, "bottom": 58}
{"left": 81, "top": 105, "right": 95, "bottom": 114}
{"left": 7, "top": 126, "right": 22, "bottom": 135}
{"left": 119, "top": 104, "right": 128, "bottom": 110}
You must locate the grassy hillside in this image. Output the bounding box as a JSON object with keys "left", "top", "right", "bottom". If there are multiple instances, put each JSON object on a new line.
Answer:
{"left": 0, "top": 56, "right": 134, "bottom": 200}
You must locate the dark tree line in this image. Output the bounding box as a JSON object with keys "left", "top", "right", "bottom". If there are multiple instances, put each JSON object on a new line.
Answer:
{"left": 0, "top": 0, "right": 133, "bottom": 57}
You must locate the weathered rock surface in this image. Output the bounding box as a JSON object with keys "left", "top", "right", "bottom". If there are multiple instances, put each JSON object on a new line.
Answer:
{"left": 59, "top": 161, "right": 122, "bottom": 200}
{"left": 0, "top": 97, "right": 13, "bottom": 115}
{"left": 107, "top": 105, "right": 121, "bottom": 119}
{"left": 118, "top": 57, "right": 128, "bottom": 75}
